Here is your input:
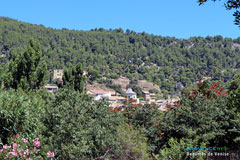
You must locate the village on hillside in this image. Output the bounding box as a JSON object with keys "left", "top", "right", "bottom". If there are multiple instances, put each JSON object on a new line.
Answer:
{"left": 44, "top": 69, "right": 179, "bottom": 111}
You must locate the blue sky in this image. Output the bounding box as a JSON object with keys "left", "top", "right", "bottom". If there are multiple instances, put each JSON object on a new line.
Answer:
{"left": 0, "top": 0, "right": 239, "bottom": 39}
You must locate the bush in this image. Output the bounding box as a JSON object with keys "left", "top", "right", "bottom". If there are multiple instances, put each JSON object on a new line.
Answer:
{"left": 119, "top": 99, "right": 163, "bottom": 153}
{"left": 109, "top": 73, "right": 119, "bottom": 79}
{"left": 42, "top": 88, "right": 123, "bottom": 159}
{"left": 0, "top": 134, "right": 54, "bottom": 160}
{"left": 117, "top": 123, "right": 150, "bottom": 160}
{"left": 159, "top": 81, "right": 240, "bottom": 152}
{"left": 149, "top": 89, "right": 159, "bottom": 94}
{"left": 157, "top": 138, "right": 207, "bottom": 160}
{"left": 0, "top": 89, "right": 45, "bottom": 145}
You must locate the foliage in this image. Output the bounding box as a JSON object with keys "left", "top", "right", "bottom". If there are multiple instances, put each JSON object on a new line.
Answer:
{"left": 116, "top": 98, "right": 163, "bottom": 153}
{"left": 149, "top": 89, "right": 159, "bottom": 94}
{"left": 0, "top": 89, "right": 45, "bottom": 145}
{"left": 4, "top": 39, "right": 47, "bottom": 91}
{"left": 157, "top": 138, "right": 207, "bottom": 160}
{"left": 228, "top": 73, "right": 240, "bottom": 112}
{"left": 108, "top": 72, "right": 119, "bottom": 79}
{"left": 60, "top": 63, "right": 85, "bottom": 93}
{"left": 0, "top": 66, "right": 3, "bottom": 88}
{"left": 42, "top": 88, "right": 123, "bottom": 159}
{"left": 1, "top": 16, "right": 240, "bottom": 159}
{"left": 198, "top": 0, "right": 240, "bottom": 26}
{"left": 160, "top": 81, "right": 240, "bottom": 153}
{"left": 117, "top": 123, "right": 150, "bottom": 160}
{"left": 87, "top": 66, "right": 101, "bottom": 82}
{"left": 0, "top": 134, "right": 54, "bottom": 160}
{"left": 1, "top": 17, "right": 240, "bottom": 93}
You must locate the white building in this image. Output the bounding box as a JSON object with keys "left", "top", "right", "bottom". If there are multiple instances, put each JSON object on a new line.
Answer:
{"left": 44, "top": 84, "right": 58, "bottom": 92}
{"left": 126, "top": 88, "right": 137, "bottom": 99}
{"left": 125, "top": 88, "right": 140, "bottom": 103}
{"left": 53, "top": 69, "right": 63, "bottom": 81}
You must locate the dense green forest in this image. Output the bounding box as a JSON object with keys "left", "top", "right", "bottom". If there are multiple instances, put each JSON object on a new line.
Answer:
{"left": 1, "top": 17, "right": 240, "bottom": 93}
{"left": 0, "top": 39, "right": 239, "bottom": 159}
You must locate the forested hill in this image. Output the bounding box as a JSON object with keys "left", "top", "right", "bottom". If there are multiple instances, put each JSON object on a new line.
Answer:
{"left": 1, "top": 16, "right": 240, "bottom": 92}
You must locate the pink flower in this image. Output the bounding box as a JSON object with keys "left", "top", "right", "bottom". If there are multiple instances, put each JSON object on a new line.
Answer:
{"left": 0, "top": 149, "right": 3, "bottom": 153}
{"left": 27, "top": 158, "right": 33, "bottom": 160}
{"left": 17, "top": 149, "right": 23, "bottom": 157}
{"left": 9, "top": 151, "right": 18, "bottom": 156}
{"left": 22, "top": 138, "right": 28, "bottom": 143}
{"left": 24, "top": 149, "right": 29, "bottom": 155}
{"left": 33, "top": 139, "right": 40, "bottom": 147}
{"left": 47, "top": 151, "right": 55, "bottom": 157}
{"left": 47, "top": 151, "right": 51, "bottom": 157}
{"left": 13, "top": 143, "right": 18, "bottom": 150}
{"left": 3, "top": 144, "right": 11, "bottom": 149}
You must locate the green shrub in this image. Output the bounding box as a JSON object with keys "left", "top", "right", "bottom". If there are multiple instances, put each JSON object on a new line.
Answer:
{"left": 109, "top": 73, "right": 119, "bottom": 79}
{"left": 117, "top": 123, "right": 150, "bottom": 160}
{"left": 42, "top": 88, "right": 123, "bottom": 159}
{"left": 121, "top": 99, "right": 163, "bottom": 153}
{"left": 0, "top": 89, "right": 45, "bottom": 145}
{"left": 157, "top": 138, "right": 207, "bottom": 160}
{"left": 149, "top": 89, "right": 159, "bottom": 94}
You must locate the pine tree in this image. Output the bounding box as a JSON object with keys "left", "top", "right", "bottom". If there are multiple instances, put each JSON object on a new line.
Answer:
{"left": 4, "top": 39, "right": 47, "bottom": 90}
{"left": 61, "top": 63, "right": 85, "bottom": 93}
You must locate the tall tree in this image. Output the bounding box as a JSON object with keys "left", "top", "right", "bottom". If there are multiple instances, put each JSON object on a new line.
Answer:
{"left": 4, "top": 39, "right": 47, "bottom": 90}
{"left": 228, "top": 73, "right": 240, "bottom": 112}
{"left": 61, "top": 63, "right": 85, "bottom": 93}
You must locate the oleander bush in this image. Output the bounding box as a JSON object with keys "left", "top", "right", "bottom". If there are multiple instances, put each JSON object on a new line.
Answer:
{"left": 0, "top": 134, "right": 54, "bottom": 160}
{"left": 0, "top": 89, "right": 45, "bottom": 145}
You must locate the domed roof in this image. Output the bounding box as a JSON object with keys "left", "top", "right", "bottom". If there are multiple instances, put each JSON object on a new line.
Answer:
{"left": 126, "top": 88, "right": 136, "bottom": 95}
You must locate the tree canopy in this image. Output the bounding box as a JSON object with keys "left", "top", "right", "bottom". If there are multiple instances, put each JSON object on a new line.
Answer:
{"left": 59, "top": 63, "right": 85, "bottom": 93}
{"left": 3, "top": 39, "right": 47, "bottom": 90}
{"left": 1, "top": 17, "right": 240, "bottom": 94}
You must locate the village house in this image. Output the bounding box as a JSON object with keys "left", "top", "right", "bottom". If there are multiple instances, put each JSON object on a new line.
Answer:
{"left": 44, "top": 84, "right": 58, "bottom": 92}
{"left": 109, "top": 96, "right": 125, "bottom": 107}
{"left": 88, "top": 88, "right": 141, "bottom": 107}
{"left": 125, "top": 88, "right": 139, "bottom": 104}
{"left": 53, "top": 69, "right": 64, "bottom": 81}
{"left": 142, "top": 90, "right": 151, "bottom": 101}
{"left": 108, "top": 96, "right": 125, "bottom": 103}
{"left": 126, "top": 88, "right": 137, "bottom": 99}
{"left": 87, "top": 90, "right": 116, "bottom": 101}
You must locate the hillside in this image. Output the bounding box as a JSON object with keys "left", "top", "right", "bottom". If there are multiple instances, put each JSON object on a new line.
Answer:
{"left": 1, "top": 17, "right": 240, "bottom": 93}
